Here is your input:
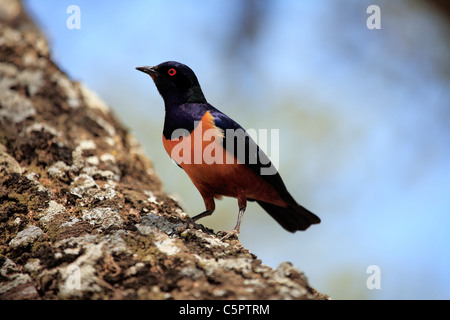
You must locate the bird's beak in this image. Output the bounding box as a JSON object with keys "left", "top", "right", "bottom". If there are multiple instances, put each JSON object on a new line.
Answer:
{"left": 136, "top": 66, "right": 158, "bottom": 78}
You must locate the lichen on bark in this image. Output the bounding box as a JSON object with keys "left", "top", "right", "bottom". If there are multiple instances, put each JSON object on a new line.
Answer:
{"left": 0, "top": 0, "right": 327, "bottom": 300}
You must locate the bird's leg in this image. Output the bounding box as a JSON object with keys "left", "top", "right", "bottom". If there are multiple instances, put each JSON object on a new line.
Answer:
{"left": 221, "top": 196, "right": 247, "bottom": 240}
{"left": 190, "top": 209, "right": 214, "bottom": 222}
{"left": 175, "top": 195, "right": 215, "bottom": 234}
{"left": 174, "top": 210, "right": 212, "bottom": 234}
{"left": 220, "top": 207, "right": 246, "bottom": 240}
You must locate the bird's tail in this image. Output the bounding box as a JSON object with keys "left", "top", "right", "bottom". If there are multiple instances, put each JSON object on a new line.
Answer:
{"left": 256, "top": 200, "right": 320, "bottom": 232}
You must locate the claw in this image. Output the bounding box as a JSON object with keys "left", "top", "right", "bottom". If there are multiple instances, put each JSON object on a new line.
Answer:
{"left": 172, "top": 217, "right": 210, "bottom": 236}
{"left": 174, "top": 217, "right": 195, "bottom": 233}
{"left": 219, "top": 229, "right": 240, "bottom": 241}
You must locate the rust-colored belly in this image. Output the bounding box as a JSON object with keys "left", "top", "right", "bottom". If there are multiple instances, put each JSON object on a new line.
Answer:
{"left": 162, "top": 111, "right": 286, "bottom": 207}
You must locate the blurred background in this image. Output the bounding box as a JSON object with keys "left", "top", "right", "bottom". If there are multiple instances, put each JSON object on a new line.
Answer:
{"left": 22, "top": 0, "right": 449, "bottom": 299}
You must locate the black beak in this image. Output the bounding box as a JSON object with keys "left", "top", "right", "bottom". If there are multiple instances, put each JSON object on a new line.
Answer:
{"left": 136, "top": 66, "right": 158, "bottom": 77}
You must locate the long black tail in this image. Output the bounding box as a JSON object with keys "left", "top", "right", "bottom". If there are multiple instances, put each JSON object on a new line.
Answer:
{"left": 257, "top": 200, "right": 320, "bottom": 232}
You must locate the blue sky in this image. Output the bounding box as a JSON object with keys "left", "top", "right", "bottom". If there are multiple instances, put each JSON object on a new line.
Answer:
{"left": 24, "top": 0, "right": 450, "bottom": 299}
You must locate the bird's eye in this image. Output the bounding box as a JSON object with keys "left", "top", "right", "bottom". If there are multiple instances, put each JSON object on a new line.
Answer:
{"left": 168, "top": 68, "right": 176, "bottom": 76}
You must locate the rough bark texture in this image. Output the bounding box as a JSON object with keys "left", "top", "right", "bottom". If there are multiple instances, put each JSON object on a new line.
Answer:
{"left": 0, "top": 1, "right": 327, "bottom": 300}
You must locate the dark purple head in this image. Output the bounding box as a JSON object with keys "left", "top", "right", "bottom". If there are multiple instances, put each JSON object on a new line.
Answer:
{"left": 136, "top": 61, "right": 206, "bottom": 106}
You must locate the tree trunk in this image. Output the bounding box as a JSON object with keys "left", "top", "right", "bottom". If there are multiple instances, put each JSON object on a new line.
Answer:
{"left": 0, "top": 0, "right": 327, "bottom": 300}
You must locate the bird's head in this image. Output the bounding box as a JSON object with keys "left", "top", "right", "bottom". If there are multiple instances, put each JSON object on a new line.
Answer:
{"left": 136, "top": 61, "right": 206, "bottom": 106}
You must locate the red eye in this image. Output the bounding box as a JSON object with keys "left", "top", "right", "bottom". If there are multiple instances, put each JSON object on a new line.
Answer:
{"left": 168, "top": 68, "right": 176, "bottom": 76}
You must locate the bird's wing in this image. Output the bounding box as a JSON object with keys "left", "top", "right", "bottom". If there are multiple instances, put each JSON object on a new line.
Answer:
{"left": 208, "top": 106, "right": 295, "bottom": 204}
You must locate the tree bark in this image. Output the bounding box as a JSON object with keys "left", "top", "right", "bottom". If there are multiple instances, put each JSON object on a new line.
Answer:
{"left": 0, "top": 0, "right": 327, "bottom": 300}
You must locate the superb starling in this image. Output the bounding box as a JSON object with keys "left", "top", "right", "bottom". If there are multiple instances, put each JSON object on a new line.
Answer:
{"left": 136, "top": 61, "right": 320, "bottom": 238}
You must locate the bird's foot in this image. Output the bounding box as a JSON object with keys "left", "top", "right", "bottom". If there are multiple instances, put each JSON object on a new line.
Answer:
{"left": 173, "top": 217, "right": 207, "bottom": 235}
{"left": 218, "top": 229, "right": 240, "bottom": 241}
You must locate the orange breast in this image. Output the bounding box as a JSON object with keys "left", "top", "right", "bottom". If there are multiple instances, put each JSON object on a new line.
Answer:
{"left": 162, "top": 111, "right": 286, "bottom": 207}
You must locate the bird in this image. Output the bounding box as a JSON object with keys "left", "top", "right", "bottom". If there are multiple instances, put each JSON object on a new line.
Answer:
{"left": 136, "top": 61, "right": 320, "bottom": 239}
